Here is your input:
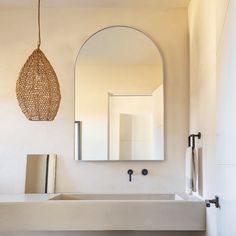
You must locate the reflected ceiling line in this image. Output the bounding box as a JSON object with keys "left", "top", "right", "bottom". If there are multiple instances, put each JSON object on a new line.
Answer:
{"left": 74, "top": 25, "right": 164, "bottom": 69}
{"left": 109, "top": 93, "right": 153, "bottom": 97}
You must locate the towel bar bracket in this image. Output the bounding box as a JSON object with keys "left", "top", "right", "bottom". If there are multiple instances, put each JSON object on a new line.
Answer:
{"left": 188, "top": 132, "right": 201, "bottom": 149}
{"left": 205, "top": 196, "right": 220, "bottom": 208}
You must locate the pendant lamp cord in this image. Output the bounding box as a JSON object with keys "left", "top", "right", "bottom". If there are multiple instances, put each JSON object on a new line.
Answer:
{"left": 37, "top": 0, "right": 41, "bottom": 49}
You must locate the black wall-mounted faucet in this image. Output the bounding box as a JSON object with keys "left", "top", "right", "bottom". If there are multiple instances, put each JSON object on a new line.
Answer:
{"left": 127, "top": 169, "right": 133, "bottom": 182}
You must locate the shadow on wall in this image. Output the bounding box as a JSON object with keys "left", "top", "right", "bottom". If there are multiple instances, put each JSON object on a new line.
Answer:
{"left": 198, "top": 147, "right": 203, "bottom": 197}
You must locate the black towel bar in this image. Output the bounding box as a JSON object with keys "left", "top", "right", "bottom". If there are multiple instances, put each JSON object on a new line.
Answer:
{"left": 188, "top": 132, "right": 201, "bottom": 149}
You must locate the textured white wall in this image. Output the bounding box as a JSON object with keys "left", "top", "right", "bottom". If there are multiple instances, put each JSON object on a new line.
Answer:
{"left": 188, "top": 0, "right": 216, "bottom": 235}
{"left": 189, "top": 0, "right": 236, "bottom": 235}
{"left": 216, "top": 0, "right": 236, "bottom": 235}
{"left": 0, "top": 7, "right": 189, "bottom": 195}
{"left": 0, "top": 5, "right": 196, "bottom": 236}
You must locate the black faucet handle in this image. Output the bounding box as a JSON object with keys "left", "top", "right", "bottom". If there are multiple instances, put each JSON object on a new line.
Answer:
{"left": 127, "top": 169, "right": 133, "bottom": 182}
{"left": 141, "top": 169, "right": 148, "bottom": 176}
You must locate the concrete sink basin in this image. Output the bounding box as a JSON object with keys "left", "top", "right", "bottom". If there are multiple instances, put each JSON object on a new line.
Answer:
{"left": 0, "top": 193, "right": 206, "bottom": 231}
{"left": 49, "top": 193, "right": 183, "bottom": 201}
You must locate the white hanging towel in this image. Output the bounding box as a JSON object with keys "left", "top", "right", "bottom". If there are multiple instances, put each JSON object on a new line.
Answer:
{"left": 185, "top": 147, "right": 198, "bottom": 195}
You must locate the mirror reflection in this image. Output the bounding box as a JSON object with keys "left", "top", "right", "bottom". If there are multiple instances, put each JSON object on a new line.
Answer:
{"left": 75, "top": 26, "right": 164, "bottom": 161}
{"left": 25, "top": 154, "right": 57, "bottom": 193}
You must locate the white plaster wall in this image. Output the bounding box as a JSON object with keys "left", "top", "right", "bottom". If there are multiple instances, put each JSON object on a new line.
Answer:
{"left": 188, "top": 0, "right": 216, "bottom": 235}
{"left": 216, "top": 0, "right": 236, "bottom": 235}
{"left": 189, "top": 0, "right": 236, "bottom": 235}
{"left": 0, "top": 7, "right": 189, "bottom": 196}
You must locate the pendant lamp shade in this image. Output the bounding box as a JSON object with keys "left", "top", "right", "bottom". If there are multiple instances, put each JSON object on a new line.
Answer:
{"left": 16, "top": 49, "right": 61, "bottom": 121}
{"left": 16, "top": 0, "right": 61, "bottom": 121}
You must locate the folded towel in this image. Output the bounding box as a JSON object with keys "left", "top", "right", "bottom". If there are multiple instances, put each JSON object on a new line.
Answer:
{"left": 185, "top": 147, "right": 198, "bottom": 195}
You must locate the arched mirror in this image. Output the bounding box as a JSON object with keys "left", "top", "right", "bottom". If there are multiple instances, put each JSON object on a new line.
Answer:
{"left": 75, "top": 26, "right": 164, "bottom": 161}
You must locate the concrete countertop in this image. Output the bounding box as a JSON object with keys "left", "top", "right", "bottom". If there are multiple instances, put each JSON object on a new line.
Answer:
{"left": 0, "top": 194, "right": 58, "bottom": 202}
{"left": 0, "top": 193, "right": 206, "bottom": 231}
{"left": 0, "top": 192, "right": 201, "bottom": 202}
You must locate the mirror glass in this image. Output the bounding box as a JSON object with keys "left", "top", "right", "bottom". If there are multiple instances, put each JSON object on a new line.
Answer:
{"left": 75, "top": 26, "right": 164, "bottom": 161}
{"left": 25, "top": 154, "right": 57, "bottom": 193}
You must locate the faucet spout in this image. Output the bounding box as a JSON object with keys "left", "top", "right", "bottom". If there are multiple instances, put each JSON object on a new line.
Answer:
{"left": 127, "top": 169, "right": 133, "bottom": 182}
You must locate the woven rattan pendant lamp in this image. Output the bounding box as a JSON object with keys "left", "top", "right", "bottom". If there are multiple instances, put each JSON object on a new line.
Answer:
{"left": 16, "top": 0, "right": 61, "bottom": 121}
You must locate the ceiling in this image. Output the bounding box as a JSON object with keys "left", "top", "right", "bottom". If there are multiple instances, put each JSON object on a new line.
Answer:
{"left": 0, "top": 0, "right": 190, "bottom": 8}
